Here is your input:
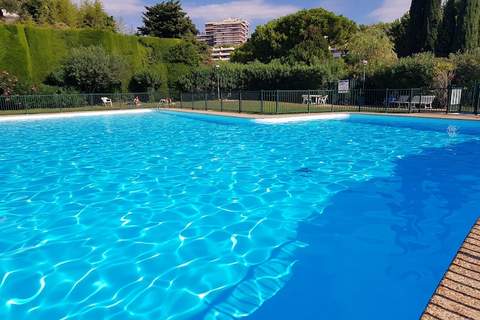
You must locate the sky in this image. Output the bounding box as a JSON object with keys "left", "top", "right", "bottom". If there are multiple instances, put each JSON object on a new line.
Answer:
{"left": 100, "top": 0, "right": 412, "bottom": 33}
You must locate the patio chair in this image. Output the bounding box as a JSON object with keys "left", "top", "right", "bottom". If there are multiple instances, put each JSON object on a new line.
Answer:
{"left": 101, "top": 97, "right": 113, "bottom": 107}
{"left": 391, "top": 95, "right": 410, "bottom": 107}
{"left": 302, "top": 95, "right": 312, "bottom": 104}
{"left": 318, "top": 95, "right": 328, "bottom": 105}
{"left": 410, "top": 96, "right": 435, "bottom": 109}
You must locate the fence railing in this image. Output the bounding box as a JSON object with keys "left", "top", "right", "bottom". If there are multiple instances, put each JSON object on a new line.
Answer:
{"left": 0, "top": 92, "right": 173, "bottom": 114}
{"left": 176, "top": 87, "right": 480, "bottom": 115}
{"left": 1, "top": 87, "right": 479, "bottom": 115}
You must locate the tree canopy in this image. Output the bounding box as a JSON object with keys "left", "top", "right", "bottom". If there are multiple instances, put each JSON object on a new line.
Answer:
{"left": 407, "top": 0, "right": 442, "bottom": 54}
{"left": 52, "top": 46, "right": 125, "bottom": 93}
{"left": 0, "top": 0, "right": 116, "bottom": 31}
{"left": 345, "top": 26, "right": 397, "bottom": 77}
{"left": 231, "top": 8, "right": 357, "bottom": 65}
{"left": 456, "top": 0, "right": 480, "bottom": 51}
{"left": 137, "top": 0, "right": 197, "bottom": 38}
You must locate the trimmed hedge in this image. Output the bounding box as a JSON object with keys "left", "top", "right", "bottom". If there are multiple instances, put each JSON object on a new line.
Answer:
{"left": 0, "top": 24, "right": 185, "bottom": 94}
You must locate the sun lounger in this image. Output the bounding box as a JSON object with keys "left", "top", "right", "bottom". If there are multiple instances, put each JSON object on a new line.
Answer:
{"left": 101, "top": 97, "right": 113, "bottom": 107}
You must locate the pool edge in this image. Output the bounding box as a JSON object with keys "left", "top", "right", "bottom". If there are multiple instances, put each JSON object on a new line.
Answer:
{"left": 421, "top": 217, "right": 480, "bottom": 320}
{"left": 0, "top": 109, "right": 154, "bottom": 122}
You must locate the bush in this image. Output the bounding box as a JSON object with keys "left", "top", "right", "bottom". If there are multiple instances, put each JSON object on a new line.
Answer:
{"left": 369, "top": 53, "right": 438, "bottom": 88}
{"left": 175, "top": 60, "right": 347, "bottom": 92}
{"left": 55, "top": 46, "right": 126, "bottom": 93}
{"left": 165, "top": 42, "right": 202, "bottom": 66}
{"left": 451, "top": 49, "right": 480, "bottom": 87}
{"left": 0, "top": 71, "right": 18, "bottom": 96}
{"left": 129, "top": 69, "right": 162, "bottom": 92}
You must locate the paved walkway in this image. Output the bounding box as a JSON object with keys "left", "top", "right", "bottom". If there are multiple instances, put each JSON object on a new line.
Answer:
{"left": 422, "top": 218, "right": 480, "bottom": 320}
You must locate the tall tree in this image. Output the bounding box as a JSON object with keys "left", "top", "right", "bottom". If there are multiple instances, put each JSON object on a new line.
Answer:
{"left": 231, "top": 8, "right": 357, "bottom": 64}
{"left": 456, "top": 0, "right": 480, "bottom": 51}
{"left": 437, "top": 0, "right": 460, "bottom": 56}
{"left": 388, "top": 13, "right": 410, "bottom": 57}
{"left": 137, "top": 0, "right": 197, "bottom": 38}
{"left": 407, "top": 0, "right": 442, "bottom": 54}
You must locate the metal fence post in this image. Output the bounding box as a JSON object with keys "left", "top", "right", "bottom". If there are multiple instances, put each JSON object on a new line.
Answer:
{"left": 220, "top": 91, "right": 223, "bottom": 112}
{"left": 260, "top": 90, "right": 264, "bottom": 113}
{"left": 204, "top": 92, "right": 208, "bottom": 110}
{"left": 358, "top": 89, "right": 362, "bottom": 112}
{"left": 191, "top": 92, "right": 194, "bottom": 110}
{"left": 180, "top": 92, "right": 183, "bottom": 108}
{"left": 275, "top": 90, "right": 279, "bottom": 114}
{"left": 473, "top": 84, "right": 480, "bottom": 116}
{"left": 307, "top": 90, "right": 311, "bottom": 113}
{"left": 446, "top": 87, "right": 451, "bottom": 114}
{"left": 408, "top": 89, "right": 413, "bottom": 113}
{"left": 384, "top": 88, "right": 389, "bottom": 113}
{"left": 239, "top": 91, "right": 242, "bottom": 113}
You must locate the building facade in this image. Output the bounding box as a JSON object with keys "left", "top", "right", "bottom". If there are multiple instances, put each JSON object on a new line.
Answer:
{"left": 198, "top": 18, "right": 249, "bottom": 61}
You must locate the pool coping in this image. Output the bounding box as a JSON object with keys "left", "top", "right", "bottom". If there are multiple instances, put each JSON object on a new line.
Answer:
{"left": 0, "top": 107, "right": 479, "bottom": 122}
{"left": 159, "top": 108, "right": 480, "bottom": 122}
{"left": 421, "top": 218, "right": 480, "bottom": 320}
{"left": 0, "top": 108, "right": 154, "bottom": 121}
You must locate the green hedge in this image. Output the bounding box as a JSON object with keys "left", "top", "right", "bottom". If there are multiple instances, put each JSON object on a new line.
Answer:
{"left": 0, "top": 24, "right": 186, "bottom": 94}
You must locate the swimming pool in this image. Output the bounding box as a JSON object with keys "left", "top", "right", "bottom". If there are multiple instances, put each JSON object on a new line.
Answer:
{"left": 0, "top": 111, "right": 479, "bottom": 320}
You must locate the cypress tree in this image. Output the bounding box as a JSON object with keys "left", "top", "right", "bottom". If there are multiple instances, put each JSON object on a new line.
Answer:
{"left": 408, "top": 0, "right": 443, "bottom": 54}
{"left": 437, "top": 0, "right": 460, "bottom": 56}
{"left": 456, "top": 0, "right": 480, "bottom": 51}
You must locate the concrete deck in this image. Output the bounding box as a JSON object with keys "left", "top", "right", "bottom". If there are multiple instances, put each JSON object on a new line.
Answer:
{"left": 422, "top": 218, "right": 480, "bottom": 320}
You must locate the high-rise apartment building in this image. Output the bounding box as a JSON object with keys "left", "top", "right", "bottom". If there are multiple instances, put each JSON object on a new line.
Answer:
{"left": 198, "top": 18, "right": 249, "bottom": 47}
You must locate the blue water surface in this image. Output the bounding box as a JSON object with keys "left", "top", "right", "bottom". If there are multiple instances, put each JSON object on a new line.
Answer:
{"left": 0, "top": 111, "right": 479, "bottom": 320}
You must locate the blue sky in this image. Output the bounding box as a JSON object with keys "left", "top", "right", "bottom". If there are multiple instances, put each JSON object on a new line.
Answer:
{"left": 101, "top": 0, "right": 411, "bottom": 33}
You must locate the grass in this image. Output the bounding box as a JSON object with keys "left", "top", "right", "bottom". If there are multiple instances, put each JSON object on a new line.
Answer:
{"left": 180, "top": 100, "right": 424, "bottom": 114}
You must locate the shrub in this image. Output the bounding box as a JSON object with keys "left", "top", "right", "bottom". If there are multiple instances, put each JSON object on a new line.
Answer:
{"left": 0, "top": 71, "right": 18, "bottom": 96}
{"left": 175, "top": 60, "right": 347, "bottom": 92}
{"left": 450, "top": 49, "right": 480, "bottom": 87}
{"left": 129, "top": 69, "right": 162, "bottom": 92}
{"left": 57, "top": 46, "right": 126, "bottom": 93}
{"left": 369, "top": 53, "right": 438, "bottom": 88}
{"left": 165, "top": 42, "right": 201, "bottom": 66}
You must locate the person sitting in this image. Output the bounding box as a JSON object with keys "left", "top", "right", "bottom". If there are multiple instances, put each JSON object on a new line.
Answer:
{"left": 134, "top": 96, "right": 141, "bottom": 107}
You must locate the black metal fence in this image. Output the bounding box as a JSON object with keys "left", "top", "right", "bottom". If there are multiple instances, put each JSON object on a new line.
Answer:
{"left": 1, "top": 87, "right": 479, "bottom": 115}
{"left": 0, "top": 92, "right": 172, "bottom": 114}
{"left": 177, "top": 87, "right": 480, "bottom": 115}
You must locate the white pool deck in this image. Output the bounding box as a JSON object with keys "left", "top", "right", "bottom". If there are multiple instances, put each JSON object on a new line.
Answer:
{"left": 0, "top": 109, "right": 153, "bottom": 122}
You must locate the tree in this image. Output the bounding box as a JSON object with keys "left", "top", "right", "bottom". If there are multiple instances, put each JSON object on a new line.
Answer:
{"left": 437, "top": 0, "right": 460, "bottom": 56}
{"left": 231, "top": 8, "right": 357, "bottom": 65}
{"left": 78, "top": 0, "right": 116, "bottom": 31}
{"left": 388, "top": 14, "right": 410, "bottom": 57}
{"left": 345, "top": 27, "right": 397, "bottom": 77}
{"left": 58, "top": 46, "right": 125, "bottom": 93}
{"left": 129, "top": 69, "right": 162, "bottom": 92}
{"left": 137, "top": 1, "right": 197, "bottom": 38}
{"left": 456, "top": 0, "right": 480, "bottom": 51}
{"left": 165, "top": 42, "right": 202, "bottom": 66}
{"left": 407, "top": 0, "right": 442, "bottom": 54}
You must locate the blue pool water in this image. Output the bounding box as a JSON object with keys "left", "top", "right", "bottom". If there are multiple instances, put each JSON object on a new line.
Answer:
{"left": 0, "top": 111, "right": 479, "bottom": 320}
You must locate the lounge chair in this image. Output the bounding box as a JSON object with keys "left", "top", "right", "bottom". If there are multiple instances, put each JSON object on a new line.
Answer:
{"left": 410, "top": 95, "right": 435, "bottom": 109}
{"left": 317, "top": 95, "right": 328, "bottom": 105}
{"left": 392, "top": 95, "right": 410, "bottom": 107}
{"left": 101, "top": 97, "right": 113, "bottom": 107}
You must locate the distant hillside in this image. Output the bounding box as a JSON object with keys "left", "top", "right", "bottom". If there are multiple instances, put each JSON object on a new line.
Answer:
{"left": 0, "top": 24, "right": 189, "bottom": 94}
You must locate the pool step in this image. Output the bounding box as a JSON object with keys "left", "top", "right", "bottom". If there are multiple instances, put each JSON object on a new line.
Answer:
{"left": 422, "top": 218, "right": 480, "bottom": 320}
